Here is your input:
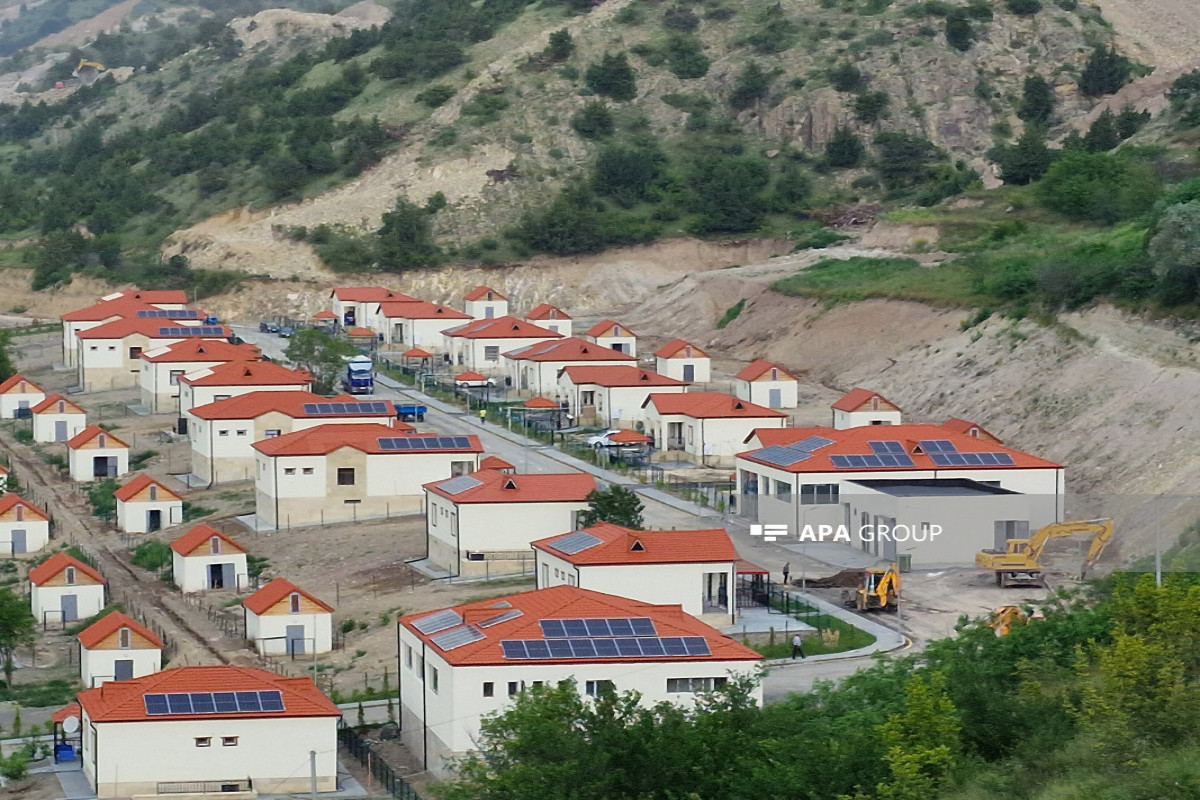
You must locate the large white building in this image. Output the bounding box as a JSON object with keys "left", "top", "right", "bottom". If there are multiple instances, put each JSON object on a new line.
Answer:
{"left": 253, "top": 425, "right": 483, "bottom": 529}
{"left": 830, "top": 388, "right": 903, "bottom": 428}
{"left": 424, "top": 469, "right": 595, "bottom": 577}
{"left": 114, "top": 474, "right": 184, "bottom": 534}
{"left": 0, "top": 494, "right": 51, "bottom": 555}
{"left": 735, "top": 423, "right": 1066, "bottom": 566}
{"left": 31, "top": 393, "right": 87, "bottom": 443}
{"left": 139, "top": 338, "right": 263, "bottom": 413}
{"left": 642, "top": 393, "right": 787, "bottom": 467}
{"left": 733, "top": 360, "right": 799, "bottom": 409}
{"left": 0, "top": 374, "right": 45, "bottom": 419}
{"left": 75, "top": 318, "right": 231, "bottom": 392}
{"left": 66, "top": 426, "right": 130, "bottom": 482}
{"left": 654, "top": 339, "right": 711, "bottom": 384}
{"left": 398, "top": 585, "right": 762, "bottom": 775}
{"left": 330, "top": 286, "right": 417, "bottom": 328}
{"left": 374, "top": 300, "right": 471, "bottom": 348}
{"left": 187, "top": 391, "right": 400, "bottom": 485}
{"left": 75, "top": 665, "right": 341, "bottom": 798}
{"left": 171, "top": 524, "right": 251, "bottom": 593}
{"left": 443, "top": 316, "right": 562, "bottom": 373}
{"left": 532, "top": 523, "right": 742, "bottom": 624}
{"left": 243, "top": 578, "right": 334, "bottom": 656}
{"left": 176, "top": 360, "right": 313, "bottom": 420}
{"left": 60, "top": 290, "right": 189, "bottom": 368}
{"left": 77, "top": 610, "right": 163, "bottom": 687}
{"left": 503, "top": 337, "right": 635, "bottom": 396}
{"left": 557, "top": 365, "right": 689, "bottom": 428}
{"left": 29, "top": 552, "right": 106, "bottom": 625}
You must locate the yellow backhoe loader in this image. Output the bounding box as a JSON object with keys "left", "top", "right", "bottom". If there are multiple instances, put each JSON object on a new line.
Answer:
{"left": 843, "top": 563, "right": 901, "bottom": 612}
{"left": 987, "top": 605, "right": 1045, "bottom": 636}
{"left": 975, "top": 518, "right": 1114, "bottom": 588}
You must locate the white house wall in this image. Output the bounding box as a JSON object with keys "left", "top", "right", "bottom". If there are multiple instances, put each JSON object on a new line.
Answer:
{"left": 734, "top": 379, "right": 798, "bottom": 409}
{"left": 0, "top": 390, "right": 45, "bottom": 419}
{"left": 68, "top": 447, "right": 129, "bottom": 483}
{"left": 534, "top": 553, "right": 732, "bottom": 618}
{"left": 142, "top": 359, "right": 224, "bottom": 412}
{"left": 179, "top": 382, "right": 309, "bottom": 416}
{"left": 80, "top": 647, "right": 161, "bottom": 688}
{"left": 246, "top": 611, "right": 333, "bottom": 655}
{"left": 31, "top": 584, "right": 105, "bottom": 625}
{"left": 32, "top": 412, "right": 86, "bottom": 443}
{"left": 116, "top": 499, "right": 184, "bottom": 534}
{"left": 0, "top": 520, "right": 50, "bottom": 554}
{"left": 657, "top": 357, "right": 710, "bottom": 383}
{"left": 173, "top": 551, "right": 250, "bottom": 593}
{"left": 833, "top": 408, "right": 904, "bottom": 429}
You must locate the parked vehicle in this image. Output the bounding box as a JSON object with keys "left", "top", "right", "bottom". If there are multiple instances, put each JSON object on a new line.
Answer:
{"left": 259, "top": 321, "right": 280, "bottom": 333}
{"left": 397, "top": 404, "right": 427, "bottom": 422}
{"left": 586, "top": 430, "right": 623, "bottom": 448}
{"left": 341, "top": 355, "right": 375, "bottom": 394}
{"left": 278, "top": 326, "right": 295, "bottom": 338}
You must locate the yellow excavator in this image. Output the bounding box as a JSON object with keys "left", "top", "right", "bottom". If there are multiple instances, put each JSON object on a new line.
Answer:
{"left": 987, "top": 605, "right": 1045, "bottom": 636}
{"left": 976, "top": 518, "right": 1114, "bottom": 588}
{"left": 74, "top": 58, "right": 106, "bottom": 73}
{"left": 844, "top": 562, "right": 901, "bottom": 612}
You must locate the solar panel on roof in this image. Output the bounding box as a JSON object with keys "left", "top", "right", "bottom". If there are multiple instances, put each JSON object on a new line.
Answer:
{"left": 478, "top": 609, "right": 524, "bottom": 628}
{"left": 144, "top": 694, "right": 170, "bottom": 715}
{"left": 166, "top": 694, "right": 193, "bottom": 713}
{"left": 413, "top": 609, "right": 463, "bottom": 634}
{"left": 138, "top": 309, "right": 202, "bottom": 318}
{"left": 831, "top": 454, "right": 917, "bottom": 469}
{"left": 930, "top": 451, "right": 1014, "bottom": 467}
{"left": 794, "top": 436, "right": 835, "bottom": 452}
{"left": 213, "top": 692, "right": 238, "bottom": 712}
{"left": 258, "top": 691, "right": 284, "bottom": 711}
{"left": 868, "top": 441, "right": 907, "bottom": 455}
{"left": 190, "top": 693, "right": 217, "bottom": 713}
{"left": 236, "top": 692, "right": 262, "bottom": 712}
{"left": 754, "top": 445, "right": 812, "bottom": 467}
{"left": 919, "top": 439, "right": 957, "bottom": 453}
{"left": 540, "top": 617, "right": 658, "bottom": 638}
{"left": 438, "top": 475, "right": 483, "bottom": 495}
{"left": 431, "top": 625, "right": 486, "bottom": 651}
{"left": 500, "top": 636, "right": 710, "bottom": 660}
{"left": 550, "top": 531, "right": 604, "bottom": 555}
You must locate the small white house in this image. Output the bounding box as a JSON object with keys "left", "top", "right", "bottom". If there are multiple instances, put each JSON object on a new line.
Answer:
{"left": 0, "top": 374, "right": 45, "bottom": 419}
{"left": 424, "top": 469, "right": 596, "bottom": 577}
{"left": 76, "top": 665, "right": 340, "bottom": 798}
{"left": 77, "top": 610, "right": 163, "bottom": 687}
{"left": 243, "top": 578, "right": 334, "bottom": 656}
{"left": 655, "top": 339, "right": 711, "bottom": 384}
{"left": 31, "top": 394, "right": 87, "bottom": 443}
{"left": 524, "top": 304, "right": 573, "bottom": 337}
{"left": 331, "top": 286, "right": 417, "bottom": 328}
{"left": 503, "top": 337, "right": 635, "bottom": 396}
{"left": 374, "top": 300, "right": 471, "bottom": 348}
{"left": 642, "top": 392, "right": 787, "bottom": 467}
{"left": 557, "top": 365, "right": 689, "bottom": 428}
{"left": 442, "top": 316, "right": 562, "bottom": 373}
{"left": 398, "top": 585, "right": 762, "bottom": 776}
{"left": 139, "top": 338, "right": 263, "bottom": 413}
{"left": 29, "top": 552, "right": 107, "bottom": 625}
{"left": 831, "top": 388, "right": 903, "bottom": 429}
{"left": 171, "top": 524, "right": 250, "bottom": 593}
{"left": 114, "top": 474, "right": 184, "bottom": 534}
{"left": 532, "top": 523, "right": 742, "bottom": 624}
{"left": 67, "top": 426, "right": 130, "bottom": 482}
{"left": 0, "top": 494, "right": 51, "bottom": 555}
{"left": 734, "top": 359, "right": 799, "bottom": 409}
{"left": 583, "top": 320, "right": 637, "bottom": 356}
{"left": 463, "top": 285, "right": 509, "bottom": 320}
{"left": 177, "top": 360, "right": 313, "bottom": 418}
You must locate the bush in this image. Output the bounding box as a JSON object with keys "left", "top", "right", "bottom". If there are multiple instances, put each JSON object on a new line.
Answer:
{"left": 1079, "top": 46, "right": 1131, "bottom": 97}
{"left": 1006, "top": 0, "right": 1042, "bottom": 14}
{"left": 1036, "top": 151, "right": 1161, "bottom": 223}
{"left": 88, "top": 479, "right": 119, "bottom": 521}
{"left": 663, "top": 5, "right": 700, "bottom": 31}
{"left": 585, "top": 53, "right": 637, "bottom": 101}
{"left": 945, "top": 9, "right": 974, "bottom": 51}
{"left": 666, "top": 35, "right": 710, "bottom": 79}
{"left": 1018, "top": 75, "right": 1055, "bottom": 125}
{"left": 131, "top": 539, "right": 172, "bottom": 571}
{"left": 685, "top": 154, "right": 771, "bottom": 233}
{"left": 415, "top": 84, "right": 455, "bottom": 108}
{"left": 571, "top": 101, "right": 614, "bottom": 139}
{"left": 545, "top": 29, "right": 574, "bottom": 62}
{"left": 826, "top": 127, "right": 864, "bottom": 168}
{"left": 853, "top": 90, "right": 889, "bottom": 123}
{"left": 1168, "top": 69, "right": 1200, "bottom": 126}
{"left": 873, "top": 132, "right": 940, "bottom": 189}
{"left": 989, "top": 128, "right": 1056, "bottom": 185}
{"left": 728, "top": 62, "right": 772, "bottom": 111}
{"left": 592, "top": 145, "right": 666, "bottom": 206}
{"left": 717, "top": 299, "right": 745, "bottom": 328}
{"left": 793, "top": 228, "right": 852, "bottom": 249}
{"left": 1083, "top": 109, "right": 1121, "bottom": 152}
{"left": 828, "top": 62, "right": 865, "bottom": 92}
{"left": 459, "top": 93, "right": 510, "bottom": 124}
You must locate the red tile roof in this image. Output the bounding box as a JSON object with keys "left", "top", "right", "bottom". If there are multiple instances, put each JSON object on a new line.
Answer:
{"left": 503, "top": 337, "right": 635, "bottom": 363}
{"left": 643, "top": 392, "right": 786, "bottom": 419}
{"left": 942, "top": 417, "right": 1002, "bottom": 443}
{"left": 401, "top": 585, "right": 760, "bottom": 667}
{"left": 455, "top": 371, "right": 488, "bottom": 382}
{"left": 0, "top": 374, "right": 43, "bottom": 394}
{"left": 52, "top": 703, "right": 80, "bottom": 725}
{"left": 113, "top": 474, "right": 182, "bottom": 503}
{"left": 655, "top": 338, "right": 708, "bottom": 359}
{"left": 0, "top": 493, "right": 49, "bottom": 520}
{"left": 444, "top": 316, "right": 562, "bottom": 340}
{"left": 140, "top": 339, "right": 261, "bottom": 364}
{"left": 559, "top": 365, "right": 688, "bottom": 388}
{"left": 313, "top": 310, "right": 338, "bottom": 319}
{"left": 464, "top": 285, "right": 507, "bottom": 302}
{"left": 425, "top": 469, "right": 595, "bottom": 504}
{"left": 28, "top": 552, "right": 105, "bottom": 586}
{"left": 332, "top": 287, "right": 417, "bottom": 303}
{"left": 585, "top": 319, "right": 636, "bottom": 338}
{"left": 609, "top": 429, "right": 651, "bottom": 444}
{"left": 76, "top": 318, "right": 225, "bottom": 340}
{"left": 346, "top": 327, "right": 376, "bottom": 337}
{"left": 77, "top": 665, "right": 339, "bottom": 722}
{"left": 77, "top": 611, "right": 163, "bottom": 650}
{"left": 189, "top": 391, "right": 395, "bottom": 421}
{"left": 102, "top": 290, "right": 189, "bottom": 305}
{"left": 243, "top": 577, "right": 333, "bottom": 616}
{"left": 737, "top": 423, "right": 1061, "bottom": 473}
{"left": 831, "top": 387, "right": 899, "bottom": 413}
{"left": 62, "top": 294, "right": 188, "bottom": 322}
{"left": 533, "top": 522, "right": 739, "bottom": 565}
{"left": 523, "top": 396, "right": 559, "bottom": 409}
{"left": 525, "top": 303, "right": 571, "bottom": 321}
{"left": 178, "top": 361, "right": 312, "bottom": 387}
{"left": 403, "top": 348, "right": 434, "bottom": 358}
{"left": 32, "top": 394, "right": 84, "bottom": 415}
{"left": 377, "top": 300, "right": 470, "bottom": 320}
{"left": 735, "top": 359, "right": 796, "bottom": 382}
{"left": 66, "top": 425, "right": 129, "bottom": 450}
{"left": 170, "top": 524, "right": 248, "bottom": 556}
{"left": 479, "top": 455, "right": 515, "bottom": 471}
{"left": 253, "top": 424, "right": 482, "bottom": 457}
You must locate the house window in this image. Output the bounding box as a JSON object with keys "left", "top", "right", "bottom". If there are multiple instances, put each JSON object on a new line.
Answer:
{"left": 585, "top": 680, "right": 614, "bottom": 697}
{"left": 484, "top": 345, "right": 500, "bottom": 362}
{"left": 686, "top": 425, "right": 694, "bottom": 444}
{"left": 195, "top": 737, "right": 212, "bottom": 748}
{"left": 429, "top": 665, "right": 439, "bottom": 693}
{"left": 221, "top": 737, "right": 238, "bottom": 747}
{"left": 236, "top": 429, "right": 247, "bottom": 436}
{"left": 290, "top": 593, "right": 301, "bottom": 613}
{"left": 210, "top": 536, "right": 221, "bottom": 555}
{"left": 149, "top": 486, "right": 158, "bottom": 501}
{"left": 482, "top": 682, "right": 494, "bottom": 698}
{"left": 775, "top": 481, "right": 791, "bottom": 501}
{"left": 57, "top": 401, "right": 66, "bottom": 413}
{"left": 265, "top": 429, "right": 281, "bottom": 438}
{"left": 666, "top": 677, "right": 727, "bottom": 693}
{"left": 581, "top": 390, "right": 596, "bottom": 406}
{"left": 404, "top": 644, "right": 413, "bottom": 669}
{"left": 507, "top": 681, "right": 519, "bottom": 696}
{"left": 65, "top": 567, "right": 76, "bottom": 585}
{"left": 302, "top": 467, "right": 314, "bottom": 475}
{"left": 97, "top": 434, "right": 106, "bottom": 447}
{"left": 15, "top": 506, "right": 23, "bottom": 522}
{"left": 219, "top": 430, "right": 229, "bottom": 437}
{"left": 215, "top": 395, "right": 230, "bottom": 401}
{"left": 89, "top": 346, "right": 98, "bottom": 351}
{"left": 107, "top": 346, "right": 116, "bottom": 351}
{"left": 283, "top": 468, "right": 296, "bottom": 476}
{"left": 800, "top": 484, "right": 839, "bottom": 505}
{"left": 337, "top": 468, "right": 355, "bottom": 486}
{"left": 169, "top": 370, "right": 185, "bottom": 385}
{"left": 129, "top": 347, "right": 142, "bottom": 360}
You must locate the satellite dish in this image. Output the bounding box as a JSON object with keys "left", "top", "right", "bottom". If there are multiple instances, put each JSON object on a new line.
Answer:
{"left": 63, "top": 715, "right": 80, "bottom": 734}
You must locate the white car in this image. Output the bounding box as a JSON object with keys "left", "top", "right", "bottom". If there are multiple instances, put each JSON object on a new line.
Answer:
{"left": 587, "top": 430, "right": 623, "bottom": 448}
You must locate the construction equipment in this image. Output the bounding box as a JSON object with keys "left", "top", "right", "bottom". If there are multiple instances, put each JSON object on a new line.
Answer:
{"left": 987, "top": 605, "right": 1045, "bottom": 636}
{"left": 975, "top": 518, "right": 1114, "bottom": 588}
{"left": 73, "top": 59, "right": 106, "bottom": 75}
{"left": 843, "top": 562, "right": 901, "bottom": 612}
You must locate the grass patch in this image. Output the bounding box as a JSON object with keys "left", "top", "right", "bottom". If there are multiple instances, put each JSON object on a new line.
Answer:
{"left": 0, "top": 678, "right": 80, "bottom": 707}
{"left": 131, "top": 539, "right": 172, "bottom": 571}
{"left": 64, "top": 603, "right": 125, "bottom": 636}
{"left": 770, "top": 257, "right": 988, "bottom": 306}
{"left": 717, "top": 299, "right": 746, "bottom": 329}
{"left": 182, "top": 502, "right": 216, "bottom": 521}
{"left": 745, "top": 613, "right": 876, "bottom": 658}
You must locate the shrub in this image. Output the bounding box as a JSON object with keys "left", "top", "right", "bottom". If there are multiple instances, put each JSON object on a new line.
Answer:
{"left": 826, "top": 127, "right": 864, "bottom": 168}
{"left": 873, "top": 132, "right": 940, "bottom": 189}
{"left": 1018, "top": 75, "right": 1055, "bottom": 125}
{"left": 663, "top": 5, "right": 700, "bottom": 31}
{"left": 132, "top": 539, "right": 172, "bottom": 571}
{"left": 1006, "top": 0, "right": 1042, "bottom": 14}
{"left": 585, "top": 53, "right": 637, "bottom": 101}
{"left": 592, "top": 144, "right": 666, "bottom": 206}
{"left": 945, "top": 10, "right": 974, "bottom": 51}
{"left": 1083, "top": 109, "right": 1121, "bottom": 152}
{"left": 1036, "top": 151, "right": 1161, "bottom": 223}
{"left": 1079, "top": 46, "right": 1131, "bottom": 97}
{"left": 570, "top": 101, "right": 614, "bottom": 139}
{"left": 545, "top": 29, "right": 573, "bottom": 62}
{"left": 853, "top": 90, "right": 889, "bottom": 123}
{"left": 685, "top": 154, "right": 771, "bottom": 233}
{"left": 1168, "top": 69, "right": 1200, "bottom": 126}
{"left": 728, "top": 62, "right": 772, "bottom": 110}
{"left": 415, "top": 84, "right": 455, "bottom": 108}
{"left": 666, "top": 35, "right": 710, "bottom": 79}
{"left": 717, "top": 299, "right": 745, "bottom": 328}
{"left": 341, "top": 618, "right": 357, "bottom": 634}
{"left": 989, "top": 128, "right": 1056, "bottom": 185}
{"left": 459, "top": 93, "right": 510, "bottom": 124}
{"left": 1116, "top": 105, "right": 1151, "bottom": 139}
{"left": 828, "top": 63, "right": 865, "bottom": 92}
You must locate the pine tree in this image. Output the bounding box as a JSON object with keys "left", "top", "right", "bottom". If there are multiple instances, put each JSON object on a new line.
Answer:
{"left": 945, "top": 10, "right": 974, "bottom": 52}
{"left": 1080, "top": 46, "right": 1131, "bottom": 97}
{"left": 1083, "top": 109, "right": 1121, "bottom": 152}
{"left": 1018, "top": 75, "right": 1055, "bottom": 126}
{"left": 826, "top": 126, "right": 864, "bottom": 168}
{"left": 989, "top": 128, "right": 1056, "bottom": 185}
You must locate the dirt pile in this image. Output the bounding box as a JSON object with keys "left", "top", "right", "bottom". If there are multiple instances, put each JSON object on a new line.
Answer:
{"left": 229, "top": 4, "right": 391, "bottom": 50}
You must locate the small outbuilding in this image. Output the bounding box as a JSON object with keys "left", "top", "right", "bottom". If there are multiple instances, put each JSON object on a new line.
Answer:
{"left": 0, "top": 374, "right": 45, "bottom": 419}
{"left": 77, "top": 610, "right": 163, "bottom": 687}
{"left": 733, "top": 359, "right": 799, "bottom": 409}
{"left": 0, "top": 494, "right": 51, "bottom": 555}
{"left": 114, "top": 474, "right": 184, "bottom": 534}
{"left": 31, "top": 394, "right": 87, "bottom": 443}
{"left": 67, "top": 426, "right": 130, "bottom": 483}
{"left": 29, "top": 552, "right": 106, "bottom": 625}
{"left": 170, "top": 524, "right": 250, "bottom": 593}
{"left": 655, "top": 339, "right": 711, "bottom": 383}
{"left": 243, "top": 578, "right": 334, "bottom": 656}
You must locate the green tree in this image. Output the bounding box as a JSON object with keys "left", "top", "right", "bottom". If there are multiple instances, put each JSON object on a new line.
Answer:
{"left": 285, "top": 329, "right": 358, "bottom": 393}
{"left": 1083, "top": 108, "right": 1121, "bottom": 152}
{"left": 666, "top": 35, "right": 710, "bottom": 79}
{"left": 1006, "top": 0, "right": 1041, "bottom": 14}
{"left": 1167, "top": 69, "right": 1200, "bottom": 126}
{"left": 1115, "top": 104, "right": 1151, "bottom": 139}
{"left": 0, "top": 330, "right": 15, "bottom": 383}
{"left": 1147, "top": 202, "right": 1200, "bottom": 305}
{"left": 944, "top": 9, "right": 974, "bottom": 51}
{"left": 585, "top": 53, "right": 637, "bottom": 101}
{"left": 874, "top": 673, "right": 962, "bottom": 800}
{"left": 989, "top": 127, "right": 1055, "bottom": 185}
{"left": 1080, "top": 45, "right": 1131, "bottom": 97}
{"left": 88, "top": 479, "right": 120, "bottom": 522}
{"left": 686, "top": 154, "right": 771, "bottom": 233}
{"left": 0, "top": 587, "right": 35, "bottom": 687}
{"left": 592, "top": 144, "right": 665, "bottom": 206}
{"left": 728, "top": 61, "right": 772, "bottom": 111}
{"left": 873, "top": 132, "right": 939, "bottom": 189}
{"left": 853, "top": 90, "right": 890, "bottom": 124}
{"left": 826, "top": 126, "right": 864, "bottom": 168}
{"left": 571, "top": 101, "right": 614, "bottom": 139}
{"left": 376, "top": 197, "right": 441, "bottom": 270}
{"left": 1018, "top": 75, "right": 1055, "bottom": 125}
{"left": 415, "top": 85, "right": 455, "bottom": 108}
{"left": 828, "top": 62, "right": 865, "bottom": 92}
{"left": 545, "top": 29, "right": 574, "bottom": 62}
{"left": 1036, "top": 150, "right": 1161, "bottom": 223}
{"left": 578, "top": 485, "right": 644, "bottom": 529}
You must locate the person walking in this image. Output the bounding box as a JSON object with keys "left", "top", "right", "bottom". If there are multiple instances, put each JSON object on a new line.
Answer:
{"left": 791, "top": 633, "right": 805, "bottom": 659}
{"left": 782, "top": 562, "right": 790, "bottom": 586}
{"left": 478, "top": 408, "right": 487, "bottom": 425}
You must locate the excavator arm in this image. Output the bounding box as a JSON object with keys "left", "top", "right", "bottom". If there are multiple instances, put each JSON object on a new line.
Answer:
{"left": 976, "top": 519, "right": 1114, "bottom": 586}
{"left": 1026, "top": 519, "right": 1113, "bottom": 564}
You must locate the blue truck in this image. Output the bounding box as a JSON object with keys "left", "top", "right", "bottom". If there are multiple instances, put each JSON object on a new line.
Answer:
{"left": 341, "top": 355, "right": 375, "bottom": 395}
{"left": 396, "top": 404, "right": 427, "bottom": 422}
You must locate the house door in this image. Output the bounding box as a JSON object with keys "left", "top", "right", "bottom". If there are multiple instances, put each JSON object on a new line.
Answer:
{"left": 61, "top": 594, "right": 78, "bottom": 622}
{"left": 147, "top": 509, "right": 162, "bottom": 532}
{"left": 682, "top": 364, "right": 695, "bottom": 382}
{"left": 541, "top": 563, "right": 549, "bottom": 587}
{"left": 10, "top": 530, "right": 26, "bottom": 554}
{"left": 223, "top": 563, "right": 237, "bottom": 589}
{"left": 55, "top": 420, "right": 68, "bottom": 441}
{"left": 286, "top": 625, "right": 306, "bottom": 656}
{"left": 768, "top": 388, "right": 782, "bottom": 408}
{"left": 93, "top": 456, "right": 115, "bottom": 478}
{"left": 667, "top": 422, "right": 683, "bottom": 449}
{"left": 114, "top": 659, "right": 134, "bottom": 681}
{"left": 208, "top": 563, "right": 225, "bottom": 589}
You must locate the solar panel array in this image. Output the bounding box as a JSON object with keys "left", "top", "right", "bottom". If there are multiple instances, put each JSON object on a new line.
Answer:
{"left": 301, "top": 402, "right": 389, "bottom": 416}
{"left": 918, "top": 439, "right": 956, "bottom": 453}
{"left": 868, "top": 441, "right": 907, "bottom": 455}
{"left": 929, "top": 452, "right": 1015, "bottom": 466}
{"left": 792, "top": 436, "right": 835, "bottom": 452}
{"left": 377, "top": 436, "right": 473, "bottom": 451}
{"left": 413, "top": 609, "right": 463, "bottom": 634}
{"left": 437, "top": 475, "right": 483, "bottom": 495}
{"left": 138, "top": 309, "right": 202, "bottom": 319}
{"left": 431, "top": 625, "right": 486, "bottom": 651}
{"left": 754, "top": 435, "right": 835, "bottom": 468}
{"left": 144, "top": 690, "right": 284, "bottom": 716}
{"left": 549, "top": 531, "right": 604, "bottom": 555}
{"left": 501, "top": 636, "right": 710, "bottom": 660}
{"left": 159, "top": 326, "right": 225, "bottom": 337}
{"left": 540, "top": 617, "right": 657, "bottom": 638}
{"left": 830, "top": 453, "right": 915, "bottom": 469}
{"left": 477, "top": 609, "right": 524, "bottom": 628}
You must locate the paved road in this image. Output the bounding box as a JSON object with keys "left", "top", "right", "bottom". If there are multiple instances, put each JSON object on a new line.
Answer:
{"left": 762, "top": 657, "right": 878, "bottom": 702}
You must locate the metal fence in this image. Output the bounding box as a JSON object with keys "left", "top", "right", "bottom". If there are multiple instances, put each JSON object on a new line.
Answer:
{"left": 338, "top": 725, "right": 423, "bottom": 800}
{"left": 157, "top": 779, "right": 252, "bottom": 794}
